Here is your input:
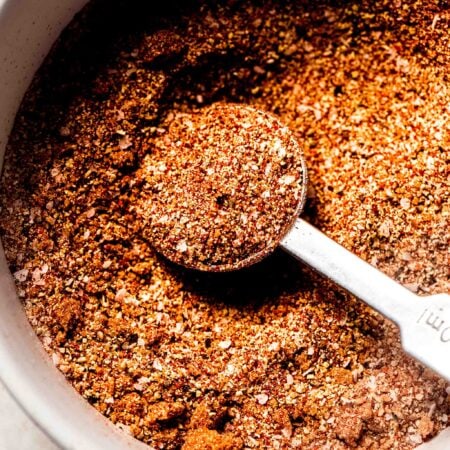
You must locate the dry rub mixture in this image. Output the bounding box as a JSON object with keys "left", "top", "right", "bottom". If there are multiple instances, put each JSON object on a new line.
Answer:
{"left": 134, "top": 103, "right": 306, "bottom": 271}
{"left": 0, "top": 0, "right": 449, "bottom": 449}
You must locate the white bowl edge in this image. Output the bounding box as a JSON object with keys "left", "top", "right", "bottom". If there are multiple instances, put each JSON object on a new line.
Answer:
{"left": 0, "top": 0, "right": 147, "bottom": 449}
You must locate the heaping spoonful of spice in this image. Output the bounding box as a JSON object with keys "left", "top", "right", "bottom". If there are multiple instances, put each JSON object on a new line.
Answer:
{"left": 134, "top": 103, "right": 450, "bottom": 381}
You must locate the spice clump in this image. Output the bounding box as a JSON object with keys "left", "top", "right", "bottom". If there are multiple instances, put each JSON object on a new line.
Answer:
{"left": 134, "top": 103, "right": 306, "bottom": 271}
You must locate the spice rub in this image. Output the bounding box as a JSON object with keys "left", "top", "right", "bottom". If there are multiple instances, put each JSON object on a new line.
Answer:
{"left": 134, "top": 103, "right": 306, "bottom": 271}
{"left": 0, "top": 0, "right": 449, "bottom": 449}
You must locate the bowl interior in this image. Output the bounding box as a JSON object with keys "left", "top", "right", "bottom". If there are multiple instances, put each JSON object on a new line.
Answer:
{"left": 0, "top": 1, "right": 447, "bottom": 449}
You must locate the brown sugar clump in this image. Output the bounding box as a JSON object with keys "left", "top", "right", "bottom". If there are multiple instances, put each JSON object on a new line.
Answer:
{"left": 134, "top": 103, "right": 306, "bottom": 271}
{"left": 182, "top": 428, "right": 243, "bottom": 450}
{"left": 189, "top": 399, "right": 228, "bottom": 430}
{"left": 334, "top": 413, "right": 364, "bottom": 446}
{"left": 145, "top": 401, "right": 186, "bottom": 426}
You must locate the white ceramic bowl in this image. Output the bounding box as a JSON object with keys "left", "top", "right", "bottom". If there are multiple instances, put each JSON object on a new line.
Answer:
{"left": 0, "top": 1, "right": 448, "bottom": 448}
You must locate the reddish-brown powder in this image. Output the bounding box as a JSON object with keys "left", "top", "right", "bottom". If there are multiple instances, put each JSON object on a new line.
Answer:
{"left": 134, "top": 103, "right": 306, "bottom": 271}
{"left": 0, "top": 1, "right": 448, "bottom": 449}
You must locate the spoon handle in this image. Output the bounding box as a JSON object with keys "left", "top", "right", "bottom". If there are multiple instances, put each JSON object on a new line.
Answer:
{"left": 281, "top": 218, "right": 450, "bottom": 381}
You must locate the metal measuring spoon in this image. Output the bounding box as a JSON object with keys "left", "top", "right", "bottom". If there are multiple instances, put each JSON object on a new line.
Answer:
{"left": 137, "top": 103, "right": 450, "bottom": 381}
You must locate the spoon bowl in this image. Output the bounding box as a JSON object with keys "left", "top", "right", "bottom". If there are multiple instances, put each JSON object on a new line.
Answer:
{"left": 135, "top": 103, "right": 308, "bottom": 271}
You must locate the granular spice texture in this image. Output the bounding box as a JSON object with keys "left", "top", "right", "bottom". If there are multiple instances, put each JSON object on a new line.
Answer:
{"left": 0, "top": 0, "right": 449, "bottom": 449}
{"left": 134, "top": 103, "right": 306, "bottom": 271}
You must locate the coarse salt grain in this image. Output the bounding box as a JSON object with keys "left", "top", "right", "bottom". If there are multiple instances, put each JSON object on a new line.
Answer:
{"left": 367, "top": 376, "right": 377, "bottom": 391}
{"left": 153, "top": 359, "right": 163, "bottom": 371}
{"left": 409, "top": 434, "right": 423, "bottom": 445}
{"left": 115, "top": 288, "right": 128, "bottom": 301}
{"left": 218, "top": 340, "right": 232, "bottom": 349}
{"left": 86, "top": 208, "right": 96, "bottom": 218}
{"left": 279, "top": 175, "right": 296, "bottom": 185}
{"left": 378, "top": 220, "right": 392, "bottom": 237}
{"left": 400, "top": 198, "right": 410, "bottom": 209}
{"left": 268, "top": 342, "right": 280, "bottom": 351}
{"left": 176, "top": 240, "right": 188, "bottom": 253}
{"left": 13, "top": 268, "right": 28, "bottom": 282}
{"left": 225, "top": 364, "right": 235, "bottom": 375}
{"left": 400, "top": 251, "right": 412, "bottom": 261}
{"left": 255, "top": 394, "right": 269, "bottom": 405}
{"left": 32, "top": 268, "right": 42, "bottom": 282}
